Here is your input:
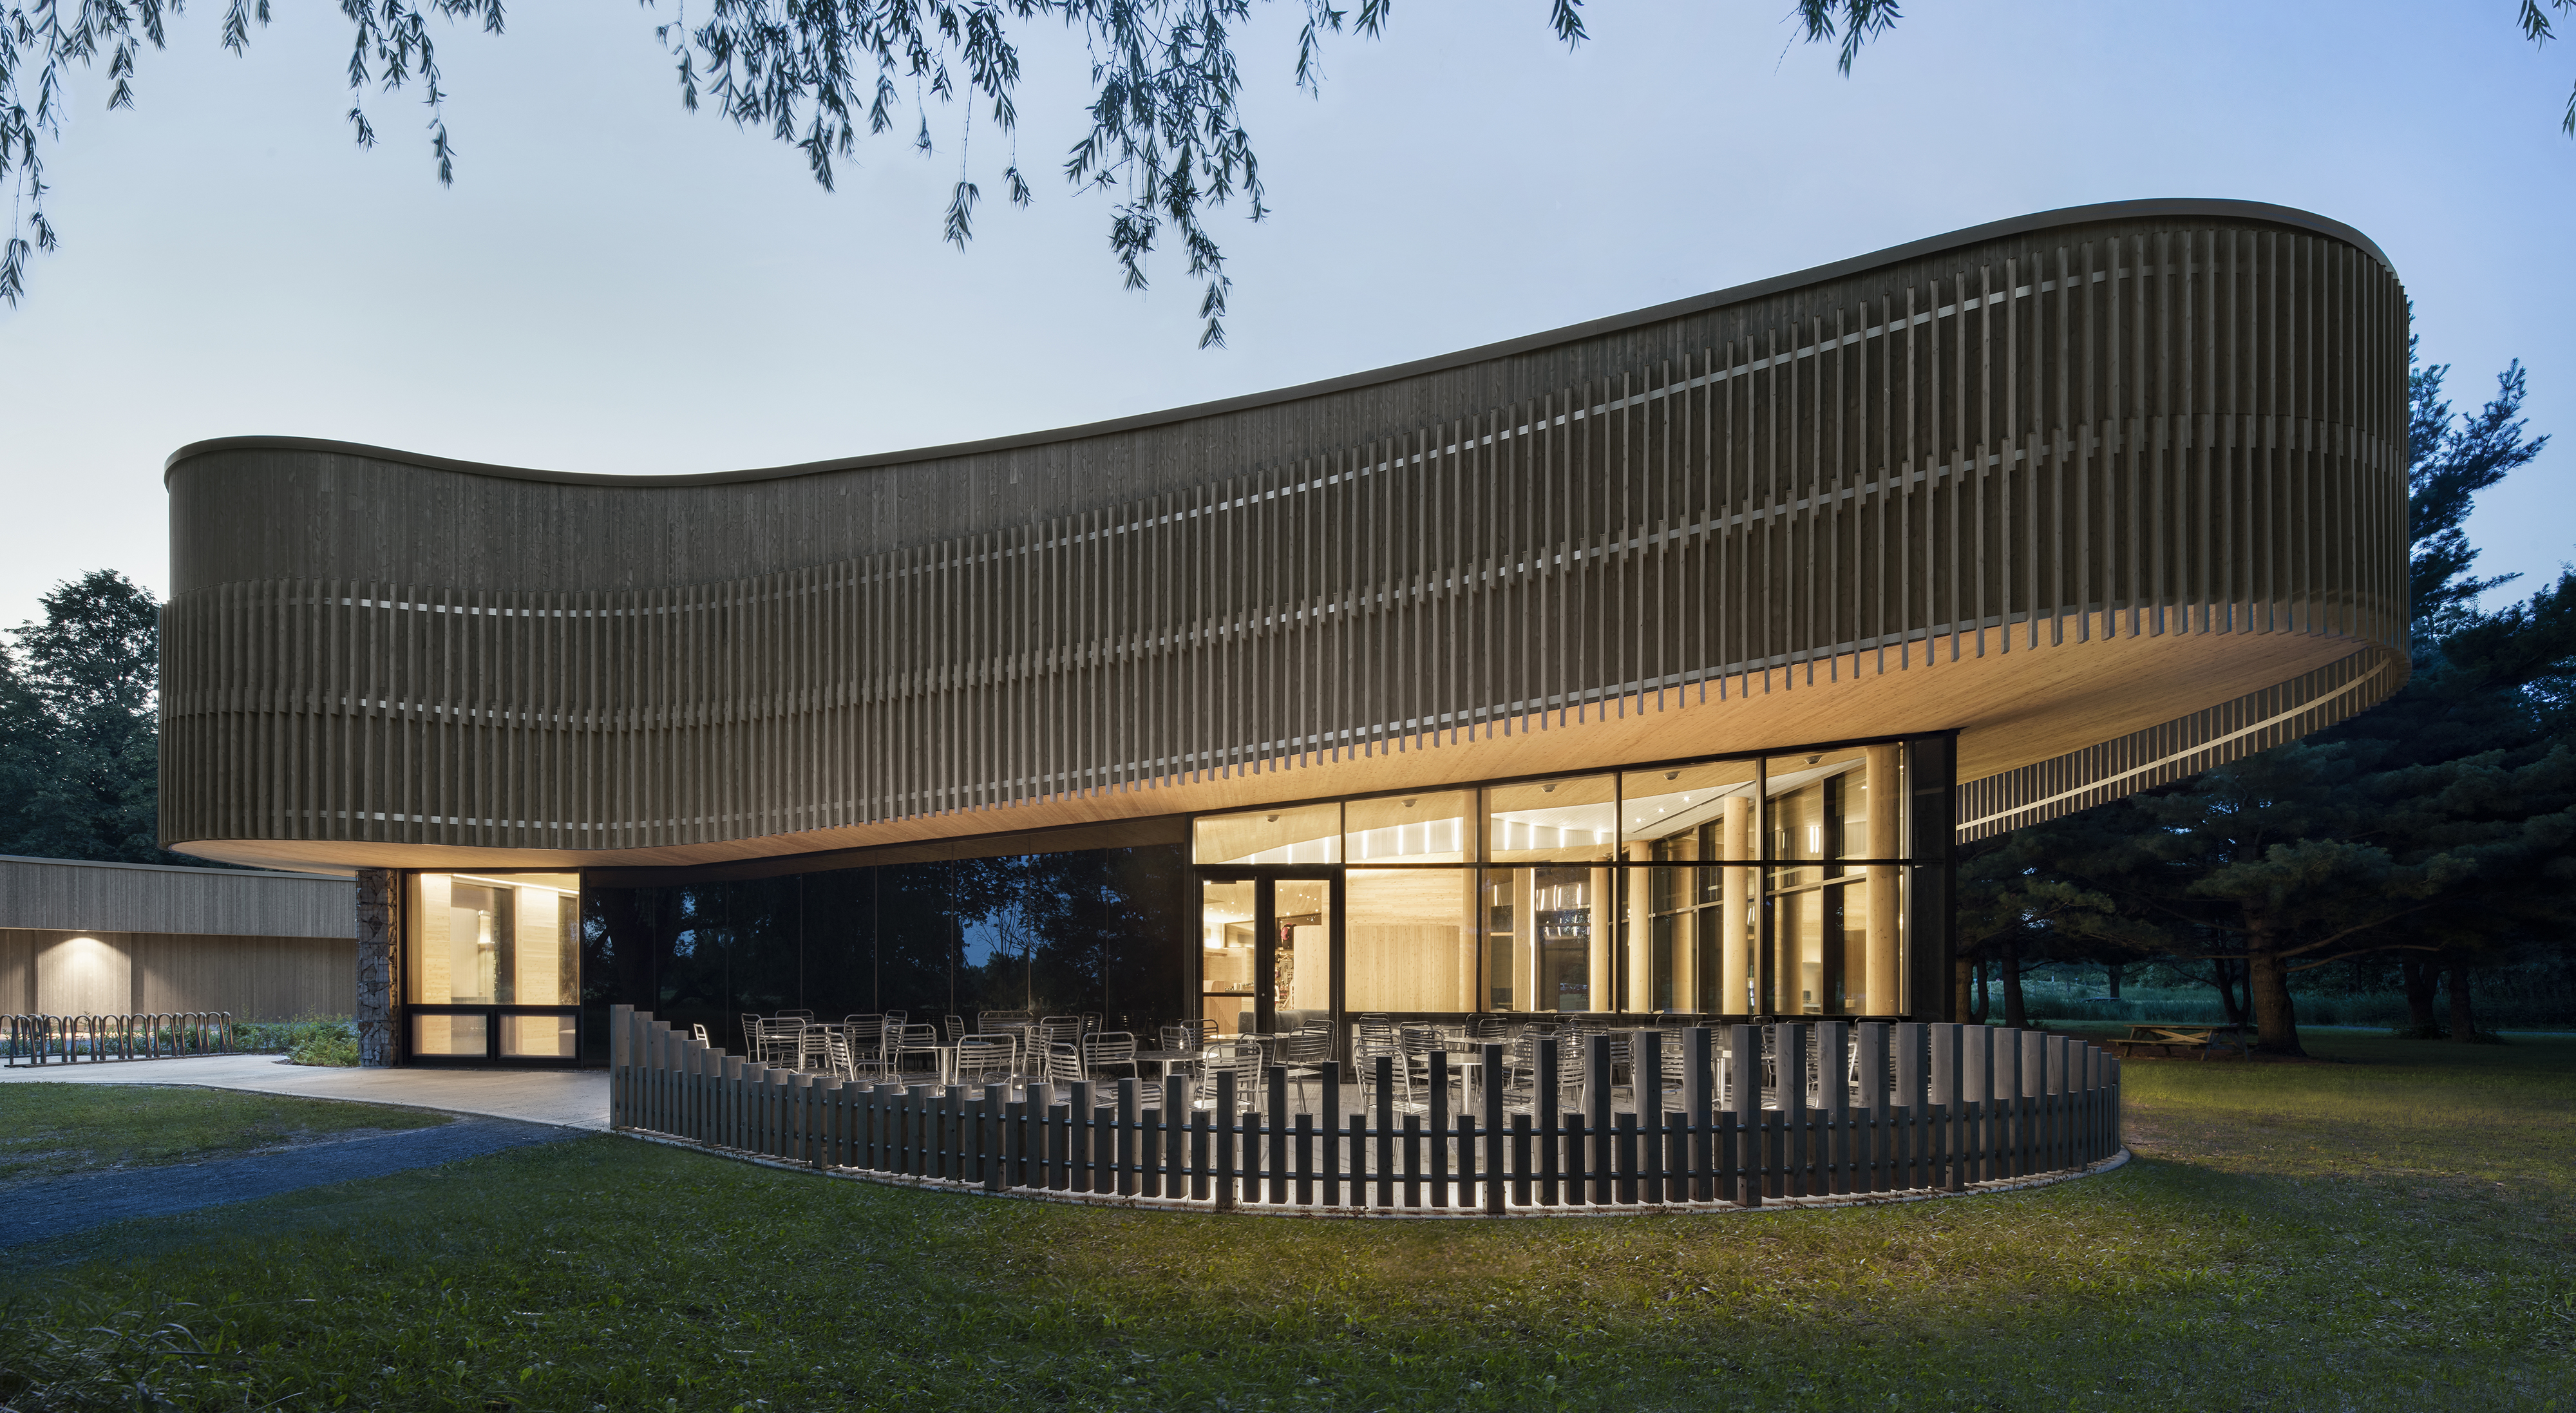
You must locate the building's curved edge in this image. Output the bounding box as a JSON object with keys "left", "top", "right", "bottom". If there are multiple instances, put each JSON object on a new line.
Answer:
{"left": 1955, "top": 647, "right": 2407, "bottom": 841}
{"left": 616, "top": 1128, "right": 2134, "bottom": 1217}
{"left": 163, "top": 198, "right": 2391, "bottom": 490}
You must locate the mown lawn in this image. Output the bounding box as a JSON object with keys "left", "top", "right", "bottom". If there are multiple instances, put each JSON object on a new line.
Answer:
{"left": 3, "top": 1034, "right": 2570, "bottom": 1411}
{"left": 0, "top": 1084, "right": 451, "bottom": 1184}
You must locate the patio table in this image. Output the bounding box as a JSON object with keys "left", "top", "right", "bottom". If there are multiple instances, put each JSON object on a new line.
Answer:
{"left": 2114, "top": 1023, "right": 2253, "bottom": 1060}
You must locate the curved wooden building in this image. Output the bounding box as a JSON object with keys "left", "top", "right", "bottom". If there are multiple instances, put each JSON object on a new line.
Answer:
{"left": 160, "top": 198, "right": 2409, "bottom": 1063}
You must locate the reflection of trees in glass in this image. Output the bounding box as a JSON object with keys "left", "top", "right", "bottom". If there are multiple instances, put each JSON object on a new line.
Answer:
{"left": 582, "top": 844, "right": 1185, "bottom": 1045}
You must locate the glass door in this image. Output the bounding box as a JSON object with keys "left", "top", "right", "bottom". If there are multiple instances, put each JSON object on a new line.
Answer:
{"left": 1197, "top": 872, "right": 1339, "bottom": 1037}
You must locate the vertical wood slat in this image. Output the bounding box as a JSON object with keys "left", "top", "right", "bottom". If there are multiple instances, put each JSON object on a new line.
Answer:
{"left": 167, "top": 212, "right": 2405, "bottom": 864}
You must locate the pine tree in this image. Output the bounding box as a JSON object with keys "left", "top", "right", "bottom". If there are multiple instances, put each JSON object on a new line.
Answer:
{"left": 1964, "top": 343, "right": 2571, "bottom": 1053}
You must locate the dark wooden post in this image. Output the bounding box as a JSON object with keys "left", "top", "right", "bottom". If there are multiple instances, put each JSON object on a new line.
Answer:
{"left": 1213, "top": 1068, "right": 1236, "bottom": 1211}
{"left": 1817, "top": 1021, "right": 1849, "bottom": 1195}
{"left": 1536, "top": 1037, "right": 1560, "bottom": 1206}
{"left": 1773, "top": 1023, "right": 1805, "bottom": 1198}
{"left": 1685, "top": 1026, "right": 1714, "bottom": 1203}
{"left": 1428, "top": 1050, "right": 1451, "bottom": 1208}
{"left": 1586, "top": 1032, "right": 1614, "bottom": 1206}
{"left": 1727, "top": 1023, "right": 1761, "bottom": 1208}
{"left": 1373, "top": 1054, "right": 1396, "bottom": 1208}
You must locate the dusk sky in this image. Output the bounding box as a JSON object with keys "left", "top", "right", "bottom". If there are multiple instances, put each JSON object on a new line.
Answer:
{"left": 3, "top": 0, "right": 2569, "bottom": 621}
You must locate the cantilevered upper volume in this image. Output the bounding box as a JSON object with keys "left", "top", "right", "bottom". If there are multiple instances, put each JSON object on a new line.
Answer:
{"left": 161, "top": 198, "right": 2410, "bottom": 875}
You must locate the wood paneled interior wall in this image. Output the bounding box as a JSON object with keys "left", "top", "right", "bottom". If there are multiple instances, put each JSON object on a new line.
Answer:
{"left": 1, "top": 929, "right": 355, "bottom": 1019}
{"left": 162, "top": 208, "right": 2409, "bottom": 861}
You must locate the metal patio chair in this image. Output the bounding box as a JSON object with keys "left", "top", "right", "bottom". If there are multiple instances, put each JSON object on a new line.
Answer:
{"left": 956, "top": 1034, "right": 1016, "bottom": 1085}
{"left": 1192, "top": 1042, "right": 1265, "bottom": 1112}
{"left": 1083, "top": 1031, "right": 1141, "bottom": 1082}
{"left": 1041, "top": 1039, "right": 1088, "bottom": 1088}
{"left": 1353, "top": 1020, "right": 1414, "bottom": 1114}
{"left": 890, "top": 1023, "right": 943, "bottom": 1079}
{"left": 1278, "top": 1026, "right": 1336, "bottom": 1107}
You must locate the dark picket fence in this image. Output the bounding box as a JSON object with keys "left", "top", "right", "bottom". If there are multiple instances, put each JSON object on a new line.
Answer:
{"left": 609, "top": 1005, "right": 2122, "bottom": 1213}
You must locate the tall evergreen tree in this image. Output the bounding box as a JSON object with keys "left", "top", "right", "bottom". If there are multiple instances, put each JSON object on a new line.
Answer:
{"left": 1962, "top": 343, "right": 2570, "bottom": 1054}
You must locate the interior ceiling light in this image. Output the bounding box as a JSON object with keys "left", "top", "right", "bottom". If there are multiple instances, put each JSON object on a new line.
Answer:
{"left": 1806, "top": 755, "right": 1822, "bottom": 765}
{"left": 1542, "top": 783, "right": 1557, "bottom": 793}
{"left": 1403, "top": 798, "right": 1416, "bottom": 808}
{"left": 1265, "top": 814, "right": 1279, "bottom": 822}
{"left": 1665, "top": 771, "right": 1680, "bottom": 780}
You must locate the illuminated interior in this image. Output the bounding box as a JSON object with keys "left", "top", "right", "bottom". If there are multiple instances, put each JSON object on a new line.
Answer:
{"left": 1192, "top": 741, "right": 1930, "bottom": 1027}
{"left": 406, "top": 871, "right": 582, "bottom": 1059}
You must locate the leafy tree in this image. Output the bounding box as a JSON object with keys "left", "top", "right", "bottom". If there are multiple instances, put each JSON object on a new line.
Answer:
{"left": 1, "top": 1, "right": 1905, "bottom": 341}
{"left": 0, "top": 569, "right": 173, "bottom": 864}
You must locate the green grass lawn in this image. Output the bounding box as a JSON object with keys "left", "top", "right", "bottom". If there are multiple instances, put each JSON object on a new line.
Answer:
{"left": 0, "top": 1085, "right": 451, "bottom": 1184}
{"left": 5, "top": 1035, "right": 2571, "bottom": 1411}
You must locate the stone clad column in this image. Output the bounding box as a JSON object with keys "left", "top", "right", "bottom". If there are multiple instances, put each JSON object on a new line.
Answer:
{"left": 356, "top": 869, "right": 402, "bottom": 1067}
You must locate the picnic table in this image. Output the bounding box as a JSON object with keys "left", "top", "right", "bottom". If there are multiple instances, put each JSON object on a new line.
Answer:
{"left": 2111, "top": 1022, "right": 2255, "bottom": 1060}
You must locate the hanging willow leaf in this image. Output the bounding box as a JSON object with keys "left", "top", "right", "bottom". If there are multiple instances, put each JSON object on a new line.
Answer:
{"left": 0, "top": 1, "right": 2034, "bottom": 341}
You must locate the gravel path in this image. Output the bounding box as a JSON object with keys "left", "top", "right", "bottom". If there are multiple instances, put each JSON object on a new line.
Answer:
{"left": 0, "top": 1117, "right": 580, "bottom": 1248}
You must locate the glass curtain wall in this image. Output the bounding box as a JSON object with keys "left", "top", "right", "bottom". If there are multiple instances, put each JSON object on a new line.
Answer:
{"left": 582, "top": 846, "right": 1188, "bottom": 1049}
{"left": 1189, "top": 737, "right": 1944, "bottom": 1021}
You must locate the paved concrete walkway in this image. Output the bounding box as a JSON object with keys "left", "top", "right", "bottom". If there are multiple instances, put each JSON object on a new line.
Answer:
{"left": 0, "top": 1117, "right": 580, "bottom": 1248}
{"left": 0, "top": 1054, "right": 609, "bottom": 1130}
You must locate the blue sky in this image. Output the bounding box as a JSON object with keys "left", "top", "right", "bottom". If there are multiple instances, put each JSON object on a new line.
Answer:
{"left": 1, "top": 0, "right": 2569, "bottom": 621}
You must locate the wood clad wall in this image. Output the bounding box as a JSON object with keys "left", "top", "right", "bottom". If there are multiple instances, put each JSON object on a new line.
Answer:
{"left": 162, "top": 210, "right": 2409, "bottom": 858}
{"left": 1, "top": 928, "right": 354, "bottom": 1019}
{"left": 0, "top": 856, "right": 355, "bottom": 938}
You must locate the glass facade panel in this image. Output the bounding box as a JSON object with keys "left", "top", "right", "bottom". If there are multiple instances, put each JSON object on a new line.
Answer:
{"left": 1345, "top": 868, "right": 1477, "bottom": 1013}
{"left": 1198, "top": 878, "right": 1256, "bottom": 1034}
{"left": 1344, "top": 790, "right": 1473, "bottom": 864}
{"left": 412, "top": 1012, "right": 487, "bottom": 1056}
{"left": 501, "top": 1012, "right": 579, "bottom": 1058}
{"left": 1763, "top": 746, "right": 1906, "bottom": 1016}
{"left": 1273, "top": 878, "right": 1331, "bottom": 1029}
{"left": 1623, "top": 760, "right": 1759, "bottom": 1016}
{"left": 1193, "top": 803, "right": 1341, "bottom": 865}
{"left": 407, "top": 872, "right": 581, "bottom": 1006}
{"left": 582, "top": 846, "right": 1187, "bottom": 1047}
{"left": 1486, "top": 775, "right": 1617, "bottom": 864}
{"left": 1475, "top": 864, "right": 1607, "bottom": 1013}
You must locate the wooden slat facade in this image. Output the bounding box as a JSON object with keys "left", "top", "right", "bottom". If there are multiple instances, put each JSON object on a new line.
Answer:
{"left": 0, "top": 855, "right": 355, "bottom": 938}
{"left": 160, "top": 200, "right": 2409, "bottom": 870}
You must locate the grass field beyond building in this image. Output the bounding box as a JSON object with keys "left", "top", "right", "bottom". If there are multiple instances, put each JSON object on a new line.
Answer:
{"left": 3, "top": 1032, "right": 2571, "bottom": 1410}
